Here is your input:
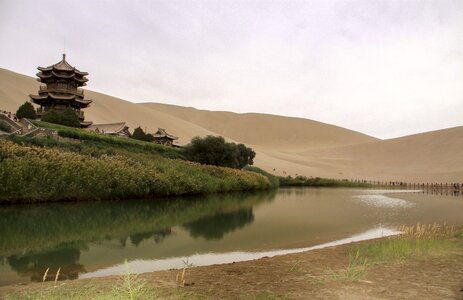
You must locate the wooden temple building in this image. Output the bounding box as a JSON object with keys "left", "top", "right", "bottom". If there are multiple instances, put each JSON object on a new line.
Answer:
{"left": 88, "top": 122, "right": 131, "bottom": 137}
{"left": 153, "top": 128, "right": 178, "bottom": 146}
{"left": 29, "top": 54, "right": 93, "bottom": 127}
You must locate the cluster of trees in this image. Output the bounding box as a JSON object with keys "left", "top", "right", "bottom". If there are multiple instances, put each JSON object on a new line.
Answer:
{"left": 183, "top": 135, "right": 255, "bottom": 169}
{"left": 131, "top": 126, "right": 155, "bottom": 142}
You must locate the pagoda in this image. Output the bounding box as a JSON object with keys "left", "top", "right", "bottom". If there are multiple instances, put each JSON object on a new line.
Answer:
{"left": 29, "top": 54, "right": 93, "bottom": 127}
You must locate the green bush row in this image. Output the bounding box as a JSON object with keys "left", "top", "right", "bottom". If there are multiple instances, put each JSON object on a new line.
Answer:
{"left": 0, "top": 140, "right": 272, "bottom": 204}
{"left": 278, "top": 175, "right": 371, "bottom": 187}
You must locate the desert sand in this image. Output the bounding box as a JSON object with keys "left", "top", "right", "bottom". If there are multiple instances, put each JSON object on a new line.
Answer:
{"left": 1, "top": 68, "right": 462, "bottom": 182}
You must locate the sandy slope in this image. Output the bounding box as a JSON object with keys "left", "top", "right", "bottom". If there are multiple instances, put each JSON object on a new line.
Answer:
{"left": 1, "top": 68, "right": 462, "bottom": 182}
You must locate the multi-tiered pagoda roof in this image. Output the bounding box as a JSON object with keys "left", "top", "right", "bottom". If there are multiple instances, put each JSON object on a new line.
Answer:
{"left": 29, "top": 54, "right": 93, "bottom": 127}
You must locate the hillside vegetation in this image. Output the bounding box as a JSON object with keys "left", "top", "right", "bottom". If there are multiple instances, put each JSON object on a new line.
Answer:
{"left": 0, "top": 133, "right": 272, "bottom": 203}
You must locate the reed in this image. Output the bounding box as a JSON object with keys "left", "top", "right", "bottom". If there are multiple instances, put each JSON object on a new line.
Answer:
{"left": 0, "top": 140, "right": 272, "bottom": 203}
{"left": 351, "top": 223, "right": 457, "bottom": 263}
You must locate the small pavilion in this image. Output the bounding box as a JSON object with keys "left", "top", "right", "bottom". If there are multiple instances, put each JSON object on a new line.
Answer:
{"left": 153, "top": 128, "right": 178, "bottom": 146}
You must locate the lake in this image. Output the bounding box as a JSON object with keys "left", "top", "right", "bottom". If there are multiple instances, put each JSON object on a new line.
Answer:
{"left": 1, "top": 187, "right": 462, "bottom": 286}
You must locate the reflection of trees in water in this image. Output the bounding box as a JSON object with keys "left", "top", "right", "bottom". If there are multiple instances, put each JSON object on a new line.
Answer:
{"left": 0, "top": 190, "right": 276, "bottom": 283}
{"left": 7, "top": 243, "right": 85, "bottom": 282}
{"left": 119, "top": 228, "right": 172, "bottom": 247}
{"left": 183, "top": 208, "right": 254, "bottom": 240}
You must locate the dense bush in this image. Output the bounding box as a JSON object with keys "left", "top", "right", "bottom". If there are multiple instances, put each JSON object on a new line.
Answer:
{"left": 0, "top": 140, "right": 272, "bottom": 203}
{"left": 41, "top": 108, "right": 80, "bottom": 127}
{"left": 183, "top": 135, "right": 255, "bottom": 169}
{"left": 15, "top": 102, "right": 37, "bottom": 119}
{"left": 131, "top": 126, "right": 154, "bottom": 142}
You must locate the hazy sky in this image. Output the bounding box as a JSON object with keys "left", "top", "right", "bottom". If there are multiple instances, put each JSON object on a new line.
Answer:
{"left": 1, "top": 0, "right": 462, "bottom": 139}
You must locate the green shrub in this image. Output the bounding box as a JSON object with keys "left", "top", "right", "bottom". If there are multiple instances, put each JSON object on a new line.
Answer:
{"left": 42, "top": 108, "right": 80, "bottom": 128}
{"left": 16, "top": 101, "right": 37, "bottom": 119}
{"left": 131, "top": 126, "right": 154, "bottom": 142}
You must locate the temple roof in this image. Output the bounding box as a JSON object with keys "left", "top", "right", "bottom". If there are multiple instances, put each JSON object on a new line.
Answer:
{"left": 153, "top": 128, "right": 178, "bottom": 140}
{"left": 36, "top": 54, "right": 89, "bottom": 85}
{"left": 88, "top": 122, "right": 129, "bottom": 135}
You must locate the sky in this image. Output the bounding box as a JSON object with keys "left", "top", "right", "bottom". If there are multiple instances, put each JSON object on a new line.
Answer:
{"left": 0, "top": 0, "right": 462, "bottom": 139}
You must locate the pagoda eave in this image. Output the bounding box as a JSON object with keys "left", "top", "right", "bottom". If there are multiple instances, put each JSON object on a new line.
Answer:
{"left": 80, "top": 121, "right": 93, "bottom": 128}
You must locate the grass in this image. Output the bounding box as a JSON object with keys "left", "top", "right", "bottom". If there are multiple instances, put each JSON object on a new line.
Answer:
{"left": 0, "top": 139, "right": 272, "bottom": 203}
{"left": 327, "top": 250, "right": 369, "bottom": 281}
{"left": 5, "top": 264, "right": 157, "bottom": 300}
{"left": 325, "top": 223, "right": 460, "bottom": 283}
{"left": 29, "top": 120, "right": 183, "bottom": 159}
{"left": 352, "top": 223, "right": 457, "bottom": 263}
{"left": 0, "top": 119, "right": 13, "bottom": 133}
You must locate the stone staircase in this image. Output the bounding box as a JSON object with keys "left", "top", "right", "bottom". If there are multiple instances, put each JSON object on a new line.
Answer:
{"left": 0, "top": 112, "right": 57, "bottom": 138}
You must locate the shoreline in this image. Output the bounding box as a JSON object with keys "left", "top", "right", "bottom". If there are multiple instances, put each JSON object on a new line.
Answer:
{"left": 80, "top": 226, "right": 401, "bottom": 280}
{"left": 1, "top": 225, "right": 462, "bottom": 299}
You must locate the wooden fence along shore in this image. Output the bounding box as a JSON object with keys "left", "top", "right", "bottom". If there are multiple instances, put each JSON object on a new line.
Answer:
{"left": 351, "top": 179, "right": 463, "bottom": 197}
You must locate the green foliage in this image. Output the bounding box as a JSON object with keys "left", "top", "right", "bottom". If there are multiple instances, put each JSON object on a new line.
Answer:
{"left": 0, "top": 140, "right": 271, "bottom": 203}
{"left": 278, "top": 175, "right": 371, "bottom": 187}
{"left": 31, "top": 120, "right": 183, "bottom": 159}
{"left": 41, "top": 108, "right": 80, "bottom": 127}
{"left": 183, "top": 135, "right": 255, "bottom": 169}
{"left": 244, "top": 166, "right": 279, "bottom": 188}
{"left": 131, "top": 126, "right": 154, "bottom": 142}
{"left": 16, "top": 101, "right": 37, "bottom": 119}
{"left": 351, "top": 223, "right": 457, "bottom": 263}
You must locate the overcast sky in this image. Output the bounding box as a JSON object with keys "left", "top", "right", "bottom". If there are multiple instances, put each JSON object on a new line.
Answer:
{"left": 1, "top": 0, "right": 462, "bottom": 139}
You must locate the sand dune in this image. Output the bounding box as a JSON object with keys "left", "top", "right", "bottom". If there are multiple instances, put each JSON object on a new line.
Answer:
{"left": 1, "top": 68, "right": 462, "bottom": 182}
{"left": 140, "top": 103, "right": 377, "bottom": 150}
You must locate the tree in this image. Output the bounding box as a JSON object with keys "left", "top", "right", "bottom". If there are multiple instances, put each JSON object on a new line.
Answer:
{"left": 16, "top": 102, "right": 37, "bottom": 119}
{"left": 132, "top": 126, "right": 155, "bottom": 142}
{"left": 60, "top": 108, "right": 81, "bottom": 127}
{"left": 41, "top": 108, "right": 80, "bottom": 127}
{"left": 236, "top": 143, "right": 255, "bottom": 169}
{"left": 132, "top": 126, "right": 147, "bottom": 141}
{"left": 183, "top": 135, "right": 255, "bottom": 169}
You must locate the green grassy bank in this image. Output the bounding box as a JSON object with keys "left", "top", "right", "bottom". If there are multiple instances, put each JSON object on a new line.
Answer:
{"left": 0, "top": 138, "right": 272, "bottom": 204}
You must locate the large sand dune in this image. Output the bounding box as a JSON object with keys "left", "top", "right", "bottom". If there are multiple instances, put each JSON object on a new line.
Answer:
{"left": 1, "top": 68, "right": 462, "bottom": 182}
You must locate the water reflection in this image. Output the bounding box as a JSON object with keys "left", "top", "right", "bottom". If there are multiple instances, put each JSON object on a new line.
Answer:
{"left": 183, "top": 208, "right": 254, "bottom": 240}
{"left": 126, "top": 228, "right": 172, "bottom": 247}
{"left": 1, "top": 187, "right": 462, "bottom": 286}
{"left": 0, "top": 190, "right": 274, "bottom": 285}
{"left": 8, "top": 243, "right": 85, "bottom": 282}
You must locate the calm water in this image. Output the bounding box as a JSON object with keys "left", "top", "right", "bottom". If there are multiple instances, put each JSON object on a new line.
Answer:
{"left": 1, "top": 188, "right": 462, "bottom": 286}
